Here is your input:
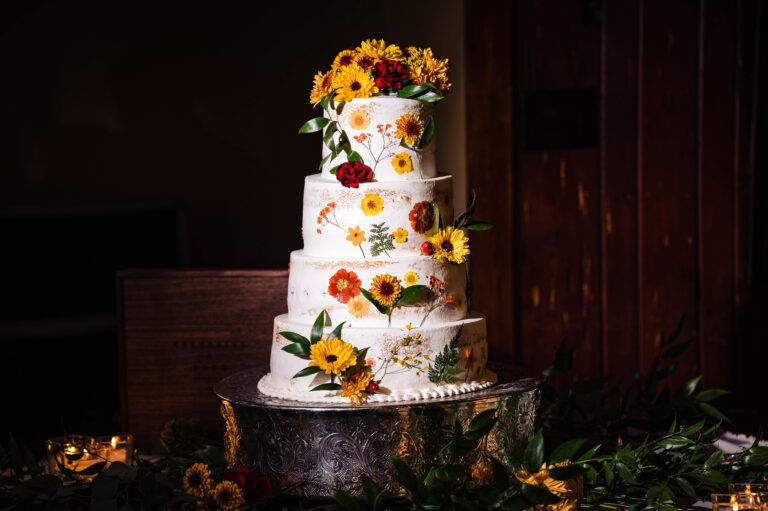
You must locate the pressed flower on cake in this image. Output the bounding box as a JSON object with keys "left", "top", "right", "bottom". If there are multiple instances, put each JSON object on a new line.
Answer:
{"left": 346, "top": 226, "right": 366, "bottom": 246}
{"left": 333, "top": 64, "right": 378, "bottom": 103}
{"left": 395, "top": 113, "right": 425, "bottom": 146}
{"left": 390, "top": 152, "right": 412, "bottom": 174}
{"left": 347, "top": 294, "right": 371, "bottom": 318}
{"left": 212, "top": 480, "right": 245, "bottom": 511}
{"left": 369, "top": 273, "right": 403, "bottom": 307}
{"left": 328, "top": 269, "right": 361, "bottom": 304}
{"left": 403, "top": 271, "right": 419, "bottom": 287}
{"left": 427, "top": 226, "right": 470, "bottom": 264}
{"left": 340, "top": 364, "right": 374, "bottom": 404}
{"left": 309, "top": 337, "right": 357, "bottom": 376}
{"left": 183, "top": 463, "right": 214, "bottom": 498}
{"left": 409, "top": 201, "right": 435, "bottom": 233}
{"left": 347, "top": 108, "right": 370, "bottom": 130}
{"left": 360, "top": 192, "right": 384, "bottom": 216}
{"left": 392, "top": 227, "right": 408, "bottom": 243}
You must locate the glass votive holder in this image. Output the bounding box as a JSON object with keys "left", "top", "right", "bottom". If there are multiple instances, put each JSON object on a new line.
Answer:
{"left": 712, "top": 493, "right": 767, "bottom": 510}
{"left": 94, "top": 434, "right": 134, "bottom": 465}
{"left": 45, "top": 435, "right": 109, "bottom": 478}
{"left": 730, "top": 484, "right": 768, "bottom": 495}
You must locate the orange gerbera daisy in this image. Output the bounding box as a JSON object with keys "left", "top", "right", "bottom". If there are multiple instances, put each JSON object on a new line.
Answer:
{"left": 328, "top": 269, "right": 361, "bottom": 304}
{"left": 408, "top": 201, "right": 435, "bottom": 234}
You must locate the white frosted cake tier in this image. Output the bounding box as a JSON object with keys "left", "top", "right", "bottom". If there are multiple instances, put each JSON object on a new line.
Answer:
{"left": 303, "top": 174, "right": 452, "bottom": 259}
{"left": 287, "top": 250, "right": 467, "bottom": 327}
{"left": 321, "top": 97, "right": 436, "bottom": 182}
{"left": 258, "top": 314, "right": 495, "bottom": 403}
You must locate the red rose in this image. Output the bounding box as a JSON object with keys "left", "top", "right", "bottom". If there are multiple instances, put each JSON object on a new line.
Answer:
{"left": 222, "top": 467, "right": 274, "bottom": 501}
{"left": 336, "top": 161, "right": 373, "bottom": 188}
{"left": 372, "top": 60, "right": 408, "bottom": 91}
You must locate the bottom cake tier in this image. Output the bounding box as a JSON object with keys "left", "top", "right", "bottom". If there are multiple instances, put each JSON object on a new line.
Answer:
{"left": 258, "top": 313, "right": 496, "bottom": 403}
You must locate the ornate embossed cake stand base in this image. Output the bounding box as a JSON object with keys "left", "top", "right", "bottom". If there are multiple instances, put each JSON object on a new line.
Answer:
{"left": 214, "top": 365, "right": 541, "bottom": 498}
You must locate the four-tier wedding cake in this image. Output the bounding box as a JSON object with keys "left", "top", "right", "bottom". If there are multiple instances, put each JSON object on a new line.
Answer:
{"left": 257, "top": 39, "right": 496, "bottom": 404}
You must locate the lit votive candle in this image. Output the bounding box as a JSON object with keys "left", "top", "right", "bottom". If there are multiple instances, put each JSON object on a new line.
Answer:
{"left": 95, "top": 434, "right": 134, "bottom": 465}
{"left": 712, "top": 493, "right": 766, "bottom": 510}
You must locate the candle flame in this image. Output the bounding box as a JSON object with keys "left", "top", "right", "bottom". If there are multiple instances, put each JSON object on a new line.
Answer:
{"left": 111, "top": 437, "right": 118, "bottom": 449}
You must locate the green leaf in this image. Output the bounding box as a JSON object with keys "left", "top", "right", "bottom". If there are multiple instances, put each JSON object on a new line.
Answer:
{"left": 360, "top": 287, "right": 388, "bottom": 315}
{"left": 674, "top": 375, "right": 701, "bottom": 400}
{"left": 396, "top": 84, "right": 433, "bottom": 98}
{"left": 417, "top": 117, "right": 435, "bottom": 150}
{"left": 347, "top": 151, "right": 363, "bottom": 163}
{"left": 521, "top": 483, "right": 560, "bottom": 505}
{"left": 328, "top": 321, "right": 346, "bottom": 341}
{"left": 279, "top": 331, "right": 310, "bottom": 348}
{"left": 293, "top": 365, "right": 323, "bottom": 379}
{"left": 745, "top": 446, "right": 768, "bottom": 466}
{"left": 702, "top": 469, "right": 729, "bottom": 484}
{"left": 356, "top": 347, "right": 369, "bottom": 364}
{"left": 703, "top": 450, "right": 722, "bottom": 469}
{"left": 397, "top": 285, "right": 426, "bottom": 305}
{"left": 695, "top": 389, "right": 730, "bottom": 402}
{"left": 336, "top": 101, "right": 346, "bottom": 115}
{"left": 414, "top": 91, "right": 444, "bottom": 103}
{"left": 615, "top": 462, "right": 637, "bottom": 484}
{"left": 329, "top": 164, "right": 341, "bottom": 175}
{"left": 310, "top": 310, "right": 329, "bottom": 344}
{"left": 435, "top": 464, "right": 465, "bottom": 481}
{"left": 319, "top": 152, "right": 332, "bottom": 171}
{"left": 281, "top": 343, "right": 310, "bottom": 356}
{"left": 390, "top": 456, "right": 419, "bottom": 492}
{"left": 697, "top": 402, "right": 732, "bottom": 423}
{"left": 547, "top": 464, "right": 586, "bottom": 481}
{"left": 577, "top": 444, "right": 601, "bottom": 462}
{"left": 320, "top": 94, "right": 330, "bottom": 110}
{"left": 311, "top": 383, "right": 343, "bottom": 391}
{"left": 550, "top": 438, "right": 587, "bottom": 464}
{"left": 466, "top": 409, "right": 497, "bottom": 434}
{"left": 656, "top": 436, "right": 692, "bottom": 449}
{"left": 667, "top": 415, "right": 678, "bottom": 435}
{"left": 603, "top": 462, "right": 614, "bottom": 489}
{"left": 523, "top": 430, "right": 545, "bottom": 473}
{"left": 332, "top": 489, "right": 366, "bottom": 511}
{"left": 674, "top": 476, "right": 697, "bottom": 498}
{"left": 465, "top": 221, "right": 494, "bottom": 231}
{"left": 299, "top": 117, "right": 330, "bottom": 134}
{"left": 679, "top": 419, "right": 705, "bottom": 436}
{"left": 361, "top": 475, "right": 383, "bottom": 511}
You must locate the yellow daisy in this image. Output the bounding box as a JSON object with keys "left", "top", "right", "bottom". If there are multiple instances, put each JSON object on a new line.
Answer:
{"left": 333, "top": 64, "right": 378, "bottom": 103}
{"left": 390, "top": 152, "right": 412, "bottom": 174}
{"left": 403, "top": 271, "right": 419, "bottom": 287}
{"left": 369, "top": 274, "right": 403, "bottom": 307}
{"left": 348, "top": 108, "right": 370, "bottom": 130}
{"left": 309, "top": 337, "right": 357, "bottom": 376}
{"left": 515, "top": 462, "right": 584, "bottom": 511}
{"left": 340, "top": 365, "right": 374, "bottom": 404}
{"left": 356, "top": 39, "right": 403, "bottom": 62}
{"left": 360, "top": 192, "right": 384, "bottom": 216}
{"left": 347, "top": 294, "right": 371, "bottom": 318}
{"left": 392, "top": 227, "right": 408, "bottom": 243}
{"left": 212, "top": 481, "right": 245, "bottom": 511}
{"left": 309, "top": 70, "right": 334, "bottom": 106}
{"left": 346, "top": 226, "right": 366, "bottom": 246}
{"left": 183, "top": 463, "right": 213, "bottom": 498}
{"left": 427, "top": 227, "right": 470, "bottom": 264}
{"left": 331, "top": 49, "right": 358, "bottom": 70}
{"left": 395, "top": 113, "right": 424, "bottom": 146}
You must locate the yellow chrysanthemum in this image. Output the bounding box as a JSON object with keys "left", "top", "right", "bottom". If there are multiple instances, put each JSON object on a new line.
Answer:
{"left": 515, "top": 461, "right": 584, "bottom": 511}
{"left": 347, "top": 294, "right": 371, "bottom": 318}
{"left": 390, "top": 152, "right": 412, "bottom": 174}
{"left": 395, "top": 113, "right": 424, "bottom": 146}
{"left": 183, "top": 463, "right": 214, "bottom": 498}
{"left": 346, "top": 226, "right": 366, "bottom": 246}
{"left": 369, "top": 273, "right": 403, "bottom": 307}
{"left": 407, "top": 47, "right": 451, "bottom": 94}
{"left": 428, "top": 226, "right": 470, "bottom": 264}
{"left": 360, "top": 192, "right": 384, "bottom": 216}
{"left": 212, "top": 481, "right": 246, "bottom": 511}
{"left": 340, "top": 365, "right": 374, "bottom": 404}
{"left": 331, "top": 49, "right": 358, "bottom": 70}
{"left": 403, "top": 271, "right": 419, "bottom": 287}
{"left": 309, "top": 337, "right": 357, "bottom": 376}
{"left": 392, "top": 227, "right": 408, "bottom": 244}
{"left": 348, "top": 108, "right": 370, "bottom": 130}
{"left": 356, "top": 39, "right": 403, "bottom": 62}
{"left": 333, "top": 63, "right": 379, "bottom": 103}
{"left": 309, "top": 70, "right": 334, "bottom": 106}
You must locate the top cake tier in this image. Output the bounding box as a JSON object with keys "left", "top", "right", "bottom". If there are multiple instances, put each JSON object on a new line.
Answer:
{"left": 320, "top": 97, "right": 436, "bottom": 182}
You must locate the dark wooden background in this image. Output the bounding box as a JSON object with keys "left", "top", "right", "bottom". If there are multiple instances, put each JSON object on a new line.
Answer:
{"left": 467, "top": 0, "right": 765, "bottom": 426}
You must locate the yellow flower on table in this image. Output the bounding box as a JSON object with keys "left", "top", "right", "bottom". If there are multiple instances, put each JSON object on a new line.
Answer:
{"left": 309, "top": 337, "right": 357, "bottom": 376}
{"left": 427, "top": 226, "right": 470, "bottom": 264}
{"left": 391, "top": 152, "right": 412, "bottom": 174}
{"left": 183, "top": 463, "right": 213, "bottom": 498}
{"left": 360, "top": 192, "right": 384, "bottom": 216}
{"left": 347, "top": 295, "right": 371, "bottom": 318}
{"left": 356, "top": 38, "right": 403, "bottom": 62}
{"left": 515, "top": 461, "right": 584, "bottom": 511}
{"left": 392, "top": 227, "right": 408, "bottom": 243}
{"left": 403, "top": 271, "right": 419, "bottom": 287}
{"left": 346, "top": 226, "right": 366, "bottom": 246}
{"left": 348, "top": 108, "right": 370, "bottom": 130}
{"left": 333, "top": 63, "right": 379, "bottom": 103}
{"left": 340, "top": 365, "right": 374, "bottom": 404}
{"left": 212, "top": 480, "right": 245, "bottom": 511}
{"left": 369, "top": 273, "right": 403, "bottom": 307}
{"left": 395, "top": 113, "right": 425, "bottom": 146}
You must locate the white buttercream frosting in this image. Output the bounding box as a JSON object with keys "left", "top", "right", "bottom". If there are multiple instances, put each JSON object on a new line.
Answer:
{"left": 321, "top": 97, "right": 436, "bottom": 182}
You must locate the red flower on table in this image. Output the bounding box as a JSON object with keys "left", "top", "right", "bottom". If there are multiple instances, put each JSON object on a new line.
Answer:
{"left": 328, "top": 269, "right": 362, "bottom": 304}
{"left": 336, "top": 161, "right": 373, "bottom": 188}
{"left": 409, "top": 201, "right": 435, "bottom": 233}
{"left": 372, "top": 59, "right": 408, "bottom": 91}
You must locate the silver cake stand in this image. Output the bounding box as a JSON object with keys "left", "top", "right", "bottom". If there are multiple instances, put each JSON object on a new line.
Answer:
{"left": 214, "top": 365, "right": 541, "bottom": 498}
